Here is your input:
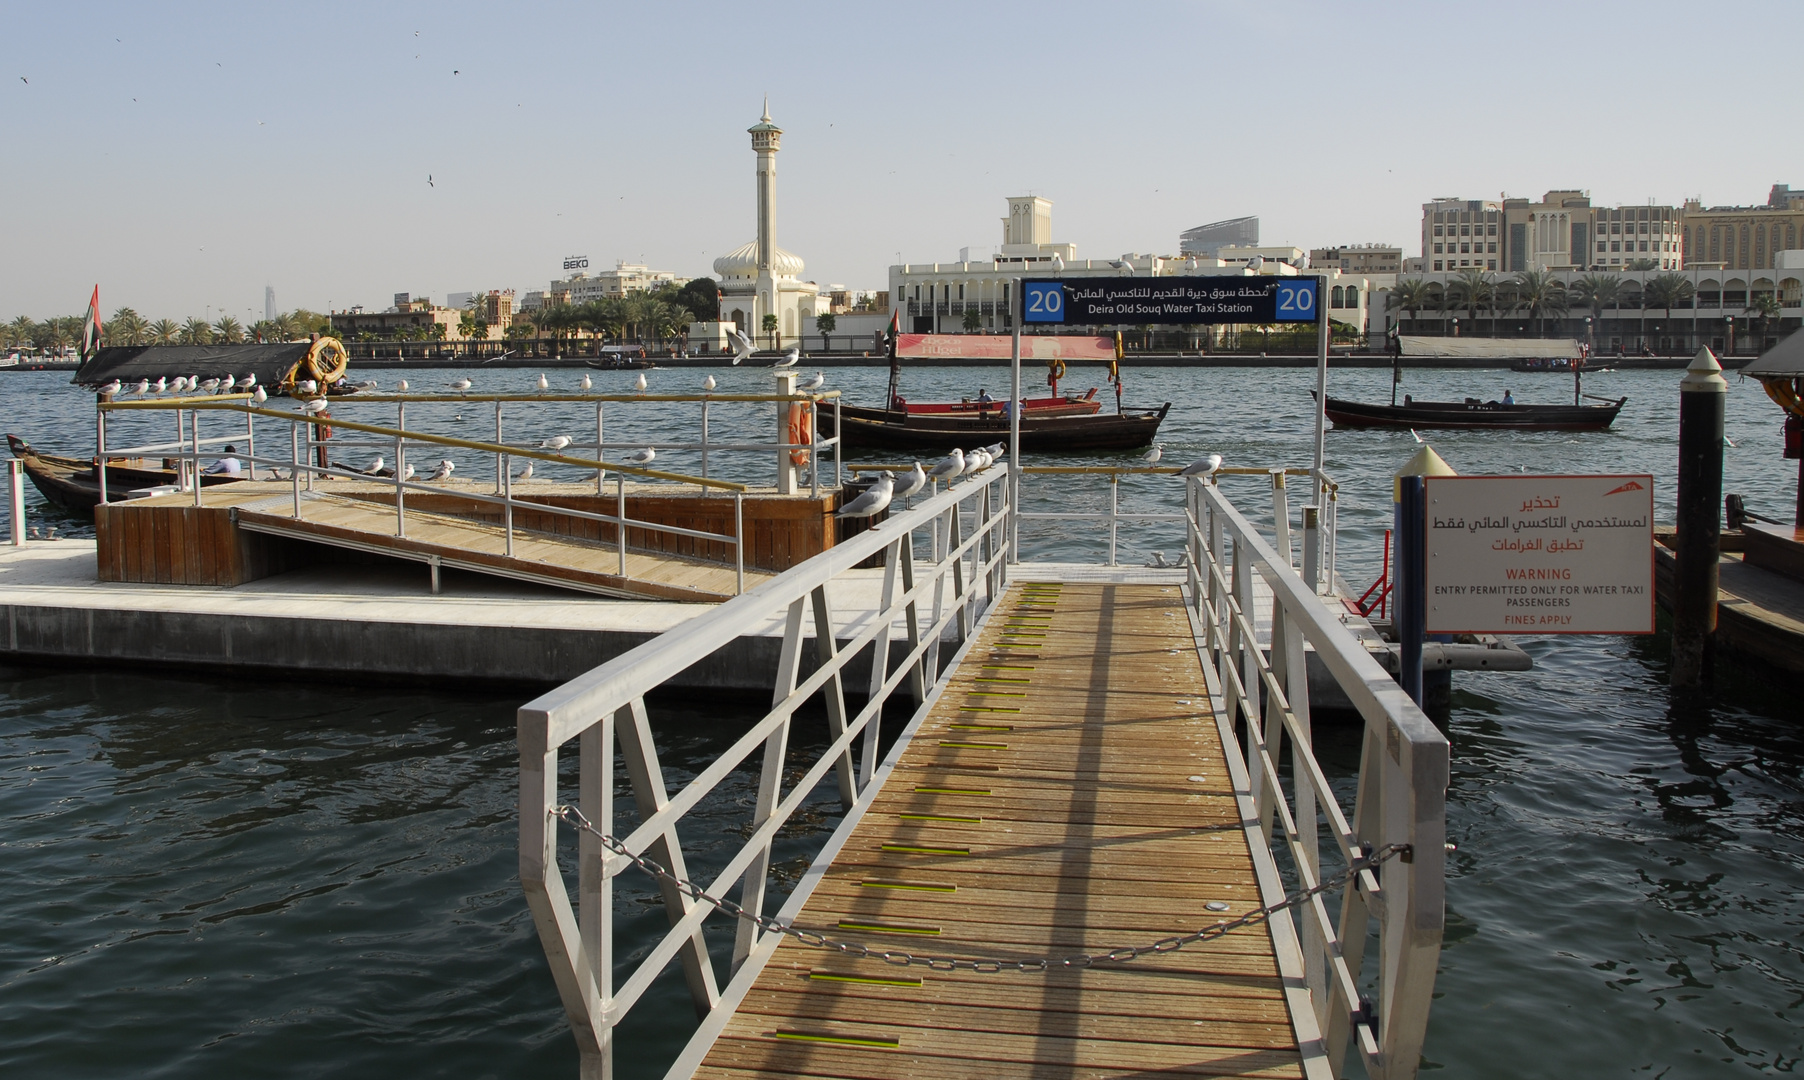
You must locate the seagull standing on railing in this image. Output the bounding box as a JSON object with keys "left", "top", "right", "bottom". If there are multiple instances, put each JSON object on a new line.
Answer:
{"left": 926, "top": 448, "right": 965, "bottom": 490}
{"left": 835, "top": 471, "right": 894, "bottom": 522}
{"left": 302, "top": 398, "right": 329, "bottom": 416}
{"left": 800, "top": 371, "right": 824, "bottom": 391}
{"left": 625, "top": 447, "right": 655, "bottom": 466}
{"left": 893, "top": 461, "right": 927, "bottom": 507}
{"left": 634, "top": 372, "right": 648, "bottom": 392}
{"left": 397, "top": 379, "right": 409, "bottom": 392}
{"left": 729, "top": 328, "right": 754, "bottom": 365}
{"left": 1176, "top": 453, "right": 1222, "bottom": 480}
{"left": 774, "top": 346, "right": 799, "bottom": 369}
{"left": 703, "top": 374, "right": 716, "bottom": 392}
{"left": 426, "top": 459, "right": 455, "bottom": 482}
{"left": 295, "top": 378, "right": 316, "bottom": 395}
{"left": 151, "top": 377, "right": 167, "bottom": 394}
{"left": 963, "top": 448, "right": 989, "bottom": 474}
{"left": 450, "top": 377, "right": 472, "bottom": 391}
{"left": 580, "top": 373, "right": 592, "bottom": 391}
{"left": 238, "top": 374, "right": 257, "bottom": 391}
{"left": 98, "top": 379, "right": 122, "bottom": 396}
{"left": 133, "top": 378, "right": 149, "bottom": 397}
{"left": 1142, "top": 443, "right": 1163, "bottom": 464}
{"left": 537, "top": 373, "right": 549, "bottom": 391}
{"left": 538, "top": 435, "right": 572, "bottom": 451}
{"left": 252, "top": 386, "right": 266, "bottom": 403}
{"left": 199, "top": 377, "right": 221, "bottom": 393}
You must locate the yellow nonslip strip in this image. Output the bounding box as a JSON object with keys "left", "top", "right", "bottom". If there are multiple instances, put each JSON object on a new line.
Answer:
{"left": 939, "top": 740, "right": 1008, "bottom": 750}
{"left": 858, "top": 879, "right": 958, "bottom": 893}
{"left": 898, "top": 812, "right": 983, "bottom": 823}
{"left": 992, "top": 643, "right": 1041, "bottom": 648}
{"left": 974, "top": 676, "right": 1030, "bottom": 683}
{"left": 771, "top": 1031, "right": 900, "bottom": 1049}
{"left": 949, "top": 724, "right": 1012, "bottom": 732}
{"left": 913, "top": 786, "right": 989, "bottom": 795}
{"left": 808, "top": 971, "right": 926, "bottom": 987}
{"left": 998, "top": 631, "right": 1045, "bottom": 637}
{"left": 838, "top": 920, "right": 941, "bottom": 935}
{"left": 881, "top": 843, "right": 970, "bottom": 855}
{"left": 966, "top": 690, "right": 1026, "bottom": 697}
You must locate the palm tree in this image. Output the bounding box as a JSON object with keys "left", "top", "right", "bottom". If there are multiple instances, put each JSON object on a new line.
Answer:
{"left": 149, "top": 318, "right": 181, "bottom": 345}
{"left": 109, "top": 307, "right": 149, "bottom": 346}
{"left": 34, "top": 318, "right": 75, "bottom": 354}
{"left": 1510, "top": 270, "right": 1568, "bottom": 337}
{"left": 179, "top": 317, "right": 214, "bottom": 345}
{"left": 272, "top": 312, "right": 301, "bottom": 341}
{"left": 1643, "top": 274, "right": 1695, "bottom": 354}
{"left": 212, "top": 315, "right": 243, "bottom": 344}
{"left": 819, "top": 311, "right": 840, "bottom": 349}
{"left": 1385, "top": 277, "right": 1428, "bottom": 331}
{"left": 1568, "top": 274, "right": 1622, "bottom": 352}
{"left": 1446, "top": 269, "right": 1496, "bottom": 336}
{"left": 7, "top": 315, "right": 33, "bottom": 352}
{"left": 761, "top": 313, "right": 780, "bottom": 350}
{"left": 1749, "top": 292, "right": 1783, "bottom": 348}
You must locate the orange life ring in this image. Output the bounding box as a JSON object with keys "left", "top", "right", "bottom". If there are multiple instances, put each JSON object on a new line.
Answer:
{"left": 786, "top": 401, "right": 813, "bottom": 466}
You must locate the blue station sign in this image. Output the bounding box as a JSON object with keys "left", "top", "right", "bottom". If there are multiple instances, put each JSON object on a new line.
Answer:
{"left": 1021, "top": 276, "right": 1320, "bottom": 326}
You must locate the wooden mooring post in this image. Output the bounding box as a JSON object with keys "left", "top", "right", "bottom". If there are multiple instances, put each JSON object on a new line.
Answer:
{"left": 1672, "top": 347, "right": 1726, "bottom": 688}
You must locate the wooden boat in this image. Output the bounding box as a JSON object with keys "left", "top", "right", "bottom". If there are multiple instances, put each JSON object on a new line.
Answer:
{"left": 1320, "top": 395, "right": 1626, "bottom": 432}
{"left": 6, "top": 434, "right": 243, "bottom": 512}
{"left": 818, "top": 401, "right": 1170, "bottom": 452}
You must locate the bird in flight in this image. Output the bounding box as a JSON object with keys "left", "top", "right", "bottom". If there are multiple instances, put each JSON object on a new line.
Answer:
{"left": 427, "top": 175, "right": 433, "bottom": 187}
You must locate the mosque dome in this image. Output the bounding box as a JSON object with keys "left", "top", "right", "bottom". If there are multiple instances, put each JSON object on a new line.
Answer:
{"left": 713, "top": 240, "right": 806, "bottom": 280}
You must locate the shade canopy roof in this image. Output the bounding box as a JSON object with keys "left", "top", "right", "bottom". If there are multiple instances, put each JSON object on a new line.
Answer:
{"left": 1739, "top": 328, "right": 1804, "bottom": 378}
{"left": 72, "top": 340, "right": 348, "bottom": 390}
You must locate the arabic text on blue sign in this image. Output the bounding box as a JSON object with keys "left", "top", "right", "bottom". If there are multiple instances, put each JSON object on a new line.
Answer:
{"left": 1020, "top": 276, "right": 1320, "bottom": 326}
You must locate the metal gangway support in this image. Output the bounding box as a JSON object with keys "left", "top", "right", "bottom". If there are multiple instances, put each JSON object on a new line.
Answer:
{"left": 516, "top": 464, "right": 1447, "bottom": 1080}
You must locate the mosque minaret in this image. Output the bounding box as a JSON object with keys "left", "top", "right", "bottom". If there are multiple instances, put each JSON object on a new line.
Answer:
{"left": 713, "top": 101, "right": 818, "bottom": 348}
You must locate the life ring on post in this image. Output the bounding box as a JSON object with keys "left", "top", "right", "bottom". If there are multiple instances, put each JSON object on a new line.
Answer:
{"left": 786, "top": 401, "right": 813, "bottom": 466}
{"left": 1047, "top": 357, "right": 1067, "bottom": 387}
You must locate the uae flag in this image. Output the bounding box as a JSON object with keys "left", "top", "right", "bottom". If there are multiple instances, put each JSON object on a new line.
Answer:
{"left": 886, "top": 308, "right": 900, "bottom": 357}
{"left": 79, "top": 285, "right": 103, "bottom": 361}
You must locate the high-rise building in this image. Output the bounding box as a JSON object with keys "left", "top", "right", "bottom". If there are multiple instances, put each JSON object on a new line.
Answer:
{"left": 1421, "top": 192, "right": 1683, "bottom": 274}
{"left": 1179, "top": 216, "right": 1259, "bottom": 257}
{"left": 264, "top": 286, "right": 275, "bottom": 322}
{"left": 1680, "top": 184, "right": 1804, "bottom": 271}
{"left": 1310, "top": 245, "right": 1403, "bottom": 275}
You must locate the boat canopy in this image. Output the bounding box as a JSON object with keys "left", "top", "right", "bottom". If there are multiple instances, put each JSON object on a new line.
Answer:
{"left": 72, "top": 339, "right": 349, "bottom": 391}
{"left": 1398, "top": 336, "right": 1582, "bottom": 360}
{"left": 1739, "top": 328, "right": 1804, "bottom": 378}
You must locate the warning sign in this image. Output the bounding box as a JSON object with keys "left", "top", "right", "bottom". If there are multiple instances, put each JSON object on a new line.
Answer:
{"left": 1424, "top": 475, "right": 1654, "bottom": 635}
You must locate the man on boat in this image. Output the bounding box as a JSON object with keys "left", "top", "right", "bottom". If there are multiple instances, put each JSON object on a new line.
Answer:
{"left": 203, "top": 445, "right": 242, "bottom": 476}
{"left": 1502, "top": 390, "right": 1515, "bottom": 406}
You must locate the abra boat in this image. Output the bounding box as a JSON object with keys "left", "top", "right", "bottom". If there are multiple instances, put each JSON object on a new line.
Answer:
{"left": 1320, "top": 395, "right": 1626, "bottom": 432}
{"left": 819, "top": 401, "right": 1170, "bottom": 452}
{"left": 5, "top": 434, "right": 244, "bottom": 513}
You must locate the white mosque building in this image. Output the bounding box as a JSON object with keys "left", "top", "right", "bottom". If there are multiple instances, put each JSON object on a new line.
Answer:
{"left": 711, "top": 102, "right": 820, "bottom": 349}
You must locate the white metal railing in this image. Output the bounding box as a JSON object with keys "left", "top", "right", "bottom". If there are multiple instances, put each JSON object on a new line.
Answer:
{"left": 93, "top": 391, "right": 849, "bottom": 596}
{"left": 517, "top": 465, "right": 1011, "bottom": 1080}
{"left": 1185, "top": 474, "right": 1447, "bottom": 1080}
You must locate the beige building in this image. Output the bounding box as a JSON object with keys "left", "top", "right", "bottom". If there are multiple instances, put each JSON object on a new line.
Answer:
{"left": 1681, "top": 185, "right": 1804, "bottom": 271}
{"left": 1421, "top": 192, "right": 1683, "bottom": 274}
{"left": 1311, "top": 245, "right": 1403, "bottom": 275}
{"left": 328, "top": 302, "right": 465, "bottom": 340}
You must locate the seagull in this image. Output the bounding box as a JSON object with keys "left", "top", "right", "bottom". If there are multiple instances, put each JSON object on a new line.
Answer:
{"left": 703, "top": 374, "right": 717, "bottom": 391}
{"left": 363, "top": 455, "right": 385, "bottom": 475}
{"left": 397, "top": 379, "right": 409, "bottom": 391}
{"left": 166, "top": 376, "right": 186, "bottom": 393}
{"left": 536, "top": 373, "right": 549, "bottom": 391}
{"left": 926, "top": 448, "right": 965, "bottom": 487}
{"left": 1142, "top": 444, "right": 1163, "bottom": 464}
{"left": 238, "top": 374, "right": 256, "bottom": 390}
{"left": 427, "top": 175, "right": 433, "bottom": 187}
{"left": 1051, "top": 253, "right": 1065, "bottom": 272}
{"left": 625, "top": 447, "right": 656, "bottom": 466}
{"left": 426, "top": 459, "right": 455, "bottom": 481}
{"left": 774, "top": 346, "right": 799, "bottom": 368}
{"left": 1146, "top": 552, "right": 1170, "bottom": 568}
{"left": 302, "top": 399, "right": 329, "bottom": 415}
{"left": 537, "top": 435, "right": 572, "bottom": 451}
{"left": 1113, "top": 258, "right": 1134, "bottom": 275}
{"left": 98, "top": 379, "right": 121, "bottom": 396}
{"left": 1410, "top": 428, "right": 1424, "bottom": 444}
{"left": 800, "top": 371, "right": 824, "bottom": 391}
{"left": 579, "top": 373, "right": 592, "bottom": 391}
{"left": 155, "top": 377, "right": 171, "bottom": 394}
{"left": 835, "top": 472, "right": 894, "bottom": 521}
{"left": 133, "top": 379, "right": 149, "bottom": 396}
{"left": 200, "top": 377, "right": 221, "bottom": 393}
{"left": 1725, "top": 435, "right": 1737, "bottom": 448}
{"left": 634, "top": 372, "right": 647, "bottom": 392}
{"left": 1176, "top": 453, "right": 1222, "bottom": 480}
{"left": 892, "top": 461, "right": 927, "bottom": 507}
{"left": 514, "top": 461, "right": 533, "bottom": 482}
{"left": 295, "top": 378, "right": 317, "bottom": 395}
{"left": 251, "top": 386, "right": 266, "bottom": 403}
{"left": 450, "top": 377, "right": 472, "bottom": 391}
{"left": 401, "top": 463, "right": 416, "bottom": 481}
{"left": 729, "top": 327, "right": 754, "bottom": 364}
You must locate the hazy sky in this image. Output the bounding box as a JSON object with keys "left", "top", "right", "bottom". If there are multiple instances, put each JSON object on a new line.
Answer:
{"left": 5, "top": 1, "right": 1797, "bottom": 321}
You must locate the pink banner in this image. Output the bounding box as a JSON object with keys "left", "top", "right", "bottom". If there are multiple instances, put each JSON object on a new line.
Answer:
{"left": 896, "top": 334, "right": 1116, "bottom": 361}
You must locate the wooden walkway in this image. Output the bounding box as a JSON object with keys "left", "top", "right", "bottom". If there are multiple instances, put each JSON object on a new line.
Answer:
{"left": 117, "top": 483, "right": 772, "bottom": 601}
{"left": 696, "top": 582, "right": 1303, "bottom": 1079}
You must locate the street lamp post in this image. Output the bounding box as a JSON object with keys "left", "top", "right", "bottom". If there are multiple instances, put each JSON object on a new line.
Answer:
{"left": 1585, "top": 316, "right": 1594, "bottom": 359}
{"left": 1452, "top": 317, "right": 1460, "bottom": 338}
{"left": 1725, "top": 314, "right": 1735, "bottom": 357}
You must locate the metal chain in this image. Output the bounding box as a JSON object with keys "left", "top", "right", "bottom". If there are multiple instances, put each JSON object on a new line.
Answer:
{"left": 549, "top": 805, "right": 1409, "bottom": 974}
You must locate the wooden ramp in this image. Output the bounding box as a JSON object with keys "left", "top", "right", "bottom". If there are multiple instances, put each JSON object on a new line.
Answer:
{"left": 697, "top": 582, "right": 1305, "bottom": 1079}
{"left": 124, "top": 484, "right": 772, "bottom": 601}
